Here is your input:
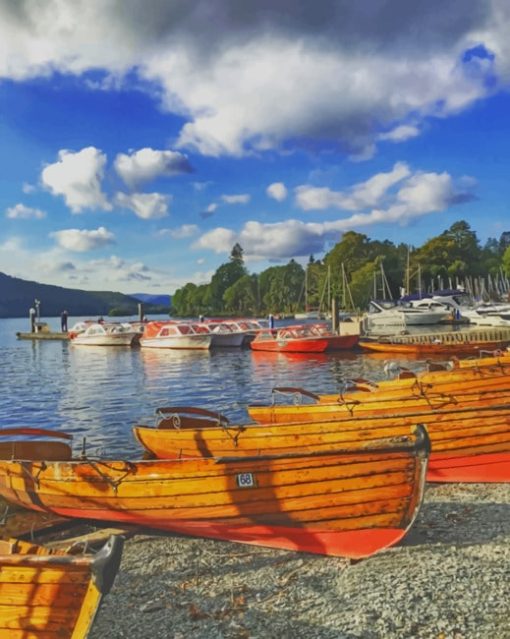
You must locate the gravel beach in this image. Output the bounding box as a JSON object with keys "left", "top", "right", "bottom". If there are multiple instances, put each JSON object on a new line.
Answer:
{"left": 89, "top": 482, "right": 510, "bottom": 639}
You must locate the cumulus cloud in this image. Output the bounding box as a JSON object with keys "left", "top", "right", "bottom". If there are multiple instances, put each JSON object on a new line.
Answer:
{"left": 115, "top": 192, "right": 170, "bottom": 219}
{"left": 0, "top": 1, "right": 506, "bottom": 158}
{"left": 196, "top": 166, "right": 475, "bottom": 259}
{"left": 41, "top": 147, "right": 111, "bottom": 213}
{"left": 267, "top": 182, "right": 288, "bottom": 202}
{"left": 159, "top": 224, "right": 199, "bottom": 239}
{"left": 378, "top": 125, "right": 421, "bottom": 143}
{"left": 51, "top": 226, "right": 115, "bottom": 252}
{"left": 6, "top": 203, "right": 46, "bottom": 219}
{"left": 295, "top": 162, "right": 411, "bottom": 211}
{"left": 221, "top": 194, "right": 250, "bottom": 204}
{"left": 114, "top": 147, "right": 192, "bottom": 188}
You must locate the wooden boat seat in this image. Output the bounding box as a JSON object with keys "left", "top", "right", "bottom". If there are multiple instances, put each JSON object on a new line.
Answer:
{"left": 0, "top": 427, "right": 73, "bottom": 461}
{"left": 155, "top": 406, "right": 230, "bottom": 429}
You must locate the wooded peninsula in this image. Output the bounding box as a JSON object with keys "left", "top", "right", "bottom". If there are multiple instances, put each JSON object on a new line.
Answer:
{"left": 171, "top": 221, "right": 510, "bottom": 316}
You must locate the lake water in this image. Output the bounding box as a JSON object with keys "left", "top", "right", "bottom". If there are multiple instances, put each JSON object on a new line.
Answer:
{"left": 0, "top": 315, "right": 426, "bottom": 457}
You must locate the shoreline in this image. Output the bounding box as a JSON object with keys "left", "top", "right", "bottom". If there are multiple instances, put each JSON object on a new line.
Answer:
{"left": 89, "top": 482, "right": 510, "bottom": 639}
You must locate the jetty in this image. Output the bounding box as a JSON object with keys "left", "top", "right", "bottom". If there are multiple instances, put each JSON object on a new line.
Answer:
{"left": 16, "top": 322, "right": 69, "bottom": 341}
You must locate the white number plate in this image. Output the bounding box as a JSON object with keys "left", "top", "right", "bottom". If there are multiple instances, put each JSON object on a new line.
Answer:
{"left": 236, "top": 472, "right": 255, "bottom": 488}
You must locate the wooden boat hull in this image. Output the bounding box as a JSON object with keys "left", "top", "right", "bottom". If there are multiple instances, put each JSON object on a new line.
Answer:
{"left": 0, "top": 437, "right": 429, "bottom": 559}
{"left": 0, "top": 536, "right": 123, "bottom": 638}
{"left": 248, "top": 385, "right": 510, "bottom": 423}
{"left": 316, "top": 365, "right": 510, "bottom": 402}
{"left": 359, "top": 339, "right": 510, "bottom": 355}
{"left": 428, "top": 451, "right": 510, "bottom": 482}
{"left": 135, "top": 403, "right": 510, "bottom": 483}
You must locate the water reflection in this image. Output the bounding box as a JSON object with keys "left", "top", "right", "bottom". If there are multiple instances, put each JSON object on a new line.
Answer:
{"left": 0, "top": 317, "right": 434, "bottom": 457}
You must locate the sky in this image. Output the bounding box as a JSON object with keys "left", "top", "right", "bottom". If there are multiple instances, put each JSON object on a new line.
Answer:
{"left": 1, "top": 0, "right": 510, "bottom": 295}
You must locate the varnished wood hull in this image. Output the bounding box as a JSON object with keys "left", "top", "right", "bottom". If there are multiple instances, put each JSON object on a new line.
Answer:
{"left": 0, "top": 437, "right": 429, "bottom": 559}
{"left": 359, "top": 339, "right": 509, "bottom": 355}
{"left": 248, "top": 385, "right": 510, "bottom": 423}
{"left": 0, "top": 536, "right": 123, "bottom": 638}
{"left": 316, "top": 365, "right": 510, "bottom": 402}
{"left": 135, "top": 403, "right": 510, "bottom": 483}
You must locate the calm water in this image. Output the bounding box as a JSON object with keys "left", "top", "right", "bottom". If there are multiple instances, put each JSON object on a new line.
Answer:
{"left": 0, "top": 315, "right": 426, "bottom": 457}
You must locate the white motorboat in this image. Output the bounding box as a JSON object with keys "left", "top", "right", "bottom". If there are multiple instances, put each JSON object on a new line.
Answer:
{"left": 364, "top": 300, "right": 449, "bottom": 331}
{"left": 70, "top": 322, "right": 140, "bottom": 346}
{"left": 205, "top": 321, "right": 246, "bottom": 347}
{"left": 139, "top": 321, "right": 212, "bottom": 350}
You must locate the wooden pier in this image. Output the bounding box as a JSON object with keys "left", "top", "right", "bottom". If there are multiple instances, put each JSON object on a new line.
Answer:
{"left": 374, "top": 326, "right": 510, "bottom": 345}
{"left": 16, "top": 331, "right": 69, "bottom": 340}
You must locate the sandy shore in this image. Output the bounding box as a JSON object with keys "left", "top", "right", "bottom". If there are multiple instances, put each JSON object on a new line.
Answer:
{"left": 89, "top": 482, "right": 510, "bottom": 639}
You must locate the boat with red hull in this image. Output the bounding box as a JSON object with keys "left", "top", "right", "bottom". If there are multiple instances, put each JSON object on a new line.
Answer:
{"left": 0, "top": 428, "right": 429, "bottom": 559}
{"left": 250, "top": 325, "right": 329, "bottom": 353}
{"left": 135, "top": 400, "right": 510, "bottom": 484}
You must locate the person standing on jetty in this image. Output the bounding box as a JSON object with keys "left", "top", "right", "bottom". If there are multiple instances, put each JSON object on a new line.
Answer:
{"left": 29, "top": 306, "right": 36, "bottom": 332}
{"left": 61, "top": 310, "right": 68, "bottom": 332}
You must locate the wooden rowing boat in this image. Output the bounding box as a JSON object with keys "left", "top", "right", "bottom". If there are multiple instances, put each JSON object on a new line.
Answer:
{"left": 248, "top": 385, "right": 510, "bottom": 423}
{"left": 134, "top": 402, "right": 510, "bottom": 483}
{"left": 0, "top": 429, "right": 429, "bottom": 559}
{"left": 359, "top": 331, "right": 510, "bottom": 355}
{"left": 0, "top": 535, "right": 123, "bottom": 638}
{"left": 313, "top": 363, "right": 510, "bottom": 403}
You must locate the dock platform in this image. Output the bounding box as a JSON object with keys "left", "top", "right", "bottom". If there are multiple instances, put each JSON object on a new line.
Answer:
{"left": 16, "top": 331, "right": 69, "bottom": 341}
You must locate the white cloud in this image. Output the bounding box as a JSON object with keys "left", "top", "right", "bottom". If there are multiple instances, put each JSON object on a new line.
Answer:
{"left": 114, "top": 147, "right": 192, "bottom": 188}
{"left": 193, "top": 227, "right": 236, "bottom": 253}
{"left": 159, "top": 224, "right": 199, "bottom": 239}
{"left": 51, "top": 227, "right": 115, "bottom": 252}
{"left": 196, "top": 167, "right": 475, "bottom": 259}
{"left": 378, "top": 125, "right": 421, "bottom": 143}
{"left": 221, "top": 194, "right": 250, "bottom": 204}
{"left": 22, "top": 182, "right": 36, "bottom": 194}
{"left": 267, "top": 182, "right": 288, "bottom": 202}
{"left": 0, "top": 2, "right": 505, "bottom": 158}
{"left": 6, "top": 203, "right": 46, "bottom": 219}
{"left": 115, "top": 192, "right": 170, "bottom": 219}
{"left": 295, "top": 162, "right": 411, "bottom": 211}
{"left": 41, "top": 147, "right": 111, "bottom": 213}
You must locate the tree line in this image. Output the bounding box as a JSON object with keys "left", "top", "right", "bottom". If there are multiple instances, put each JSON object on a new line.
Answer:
{"left": 171, "top": 221, "right": 510, "bottom": 317}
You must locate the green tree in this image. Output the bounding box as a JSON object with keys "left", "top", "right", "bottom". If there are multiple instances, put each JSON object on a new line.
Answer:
{"left": 223, "top": 274, "right": 258, "bottom": 314}
{"left": 207, "top": 245, "right": 248, "bottom": 313}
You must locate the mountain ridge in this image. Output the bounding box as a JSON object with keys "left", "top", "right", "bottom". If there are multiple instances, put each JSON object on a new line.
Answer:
{"left": 0, "top": 271, "right": 170, "bottom": 318}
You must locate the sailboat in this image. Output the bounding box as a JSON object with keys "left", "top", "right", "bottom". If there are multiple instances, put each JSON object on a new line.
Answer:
{"left": 294, "top": 263, "right": 323, "bottom": 320}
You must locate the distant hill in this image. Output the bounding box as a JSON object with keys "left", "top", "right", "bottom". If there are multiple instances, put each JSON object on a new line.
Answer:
{"left": 0, "top": 272, "right": 166, "bottom": 318}
{"left": 131, "top": 293, "right": 172, "bottom": 306}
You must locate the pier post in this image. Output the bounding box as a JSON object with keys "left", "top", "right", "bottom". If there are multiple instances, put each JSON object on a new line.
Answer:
{"left": 138, "top": 303, "right": 144, "bottom": 321}
{"left": 332, "top": 298, "right": 338, "bottom": 334}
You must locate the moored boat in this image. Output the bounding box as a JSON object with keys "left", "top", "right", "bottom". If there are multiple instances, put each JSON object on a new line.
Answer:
{"left": 139, "top": 321, "right": 212, "bottom": 350}
{"left": 70, "top": 322, "right": 139, "bottom": 347}
{"left": 135, "top": 399, "right": 510, "bottom": 483}
{"left": 204, "top": 321, "right": 246, "bottom": 347}
{"left": 0, "top": 535, "right": 123, "bottom": 638}
{"left": 0, "top": 429, "right": 429, "bottom": 559}
{"left": 307, "top": 323, "right": 360, "bottom": 350}
{"left": 250, "top": 325, "right": 329, "bottom": 353}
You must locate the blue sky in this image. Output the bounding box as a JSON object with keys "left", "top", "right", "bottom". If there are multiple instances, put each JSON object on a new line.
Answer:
{"left": 1, "top": 0, "right": 510, "bottom": 295}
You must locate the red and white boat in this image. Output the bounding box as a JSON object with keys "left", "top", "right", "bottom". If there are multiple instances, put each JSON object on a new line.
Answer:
{"left": 250, "top": 325, "right": 329, "bottom": 353}
{"left": 140, "top": 321, "right": 212, "bottom": 350}
{"left": 308, "top": 323, "right": 359, "bottom": 350}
